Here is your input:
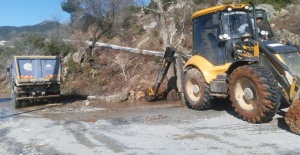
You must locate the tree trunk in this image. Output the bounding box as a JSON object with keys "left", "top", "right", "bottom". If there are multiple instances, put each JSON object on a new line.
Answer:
{"left": 153, "top": 0, "right": 170, "bottom": 50}
{"left": 86, "top": 45, "right": 103, "bottom": 69}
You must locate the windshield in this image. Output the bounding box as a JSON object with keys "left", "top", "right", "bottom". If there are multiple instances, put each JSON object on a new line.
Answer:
{"left": 221, "top": 11, "right": 252, "bottom": 39}
{"left": 279, "top": 53, "right": 300, "bottom": 77}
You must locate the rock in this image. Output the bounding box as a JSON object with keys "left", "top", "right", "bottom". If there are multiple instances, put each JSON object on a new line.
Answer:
{"left": 87, "top": 91, "right": 130, "bottom": 103}
{"left": 90, "top": 69, "right": 99, "bottom": 77}
{"left": 73, "top": 47, "right": 86, "bottom": 64}
{"left": 112, "top": 91, "right": 129, "bottom": 102}
{"left": 105, "top": 92, "right": 129, "bottom": 102}
{"left": 87, "top": 96, "right": 97, "bottom": 100}
{"left": 277, "top": 8, "right": 289, "bottom": 18}
{"left": 286, "top": 4, "right": 300, "bottom": 12}
{"left": 167, "top": 89, "right": 178, "bottom": 101}
{"left": 63, "top": 53, "right": 71, "bottom": 64}
{"left": 62, "top": 67, "right": 68, "bottom": 82}
{"left": 135, "top": 91, "right": 145, "bottom": 101}
{"left": 275, "top": 29, "right": 300, "bottom": 45}
{"left": 85, "top": 100, "right": 90, "bottom": 106}
{"left": 128, "top": 90, "right": 135, "bottom": 102}
{"left": 257, "top": 4, "right": 276, "bottom": 20}
{"left": 143, "top": 22, "right": 157, "bottom": 31}
{"left": 270, "top": 23, "right": 275, "bottom": 28}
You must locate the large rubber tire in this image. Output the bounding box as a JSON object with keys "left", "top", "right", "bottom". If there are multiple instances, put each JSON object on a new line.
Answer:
{"left": 229, "top": 64, "right": 281, "bottom": 123}
{"left": 285, "top": 99, "right": 300, "bottom": 135}
{"left": 183, "top": 68, "right": 212, "bottom": 110}
{"left": 11, "top": 91, "right": 22, "bottom": 109}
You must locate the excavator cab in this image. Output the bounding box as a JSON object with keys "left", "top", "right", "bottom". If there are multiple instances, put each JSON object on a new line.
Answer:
{"left": 193, "top": 6, "right": 276, "bottom": 65}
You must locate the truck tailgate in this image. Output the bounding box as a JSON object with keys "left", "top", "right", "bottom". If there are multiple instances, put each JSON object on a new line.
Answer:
{"left": 14, "top": 56, "right": 61, "bottom": 83}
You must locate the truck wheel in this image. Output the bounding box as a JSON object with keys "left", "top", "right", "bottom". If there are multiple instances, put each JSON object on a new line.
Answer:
{"left": 229, "top": 64, "right": 280, "bottom": 123}
{"left": 11, "top": 91, "right": 22, "bottom": 109}
{"left": 183, "top": 68, "right": 212, "bottom": 110}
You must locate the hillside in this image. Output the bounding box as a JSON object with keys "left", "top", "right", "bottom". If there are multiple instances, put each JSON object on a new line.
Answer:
{"left": 0, "top": 21, "right": 61, "bottom": 40}
{"left": 2, "top": 1, "right": 300, "bottom": 103}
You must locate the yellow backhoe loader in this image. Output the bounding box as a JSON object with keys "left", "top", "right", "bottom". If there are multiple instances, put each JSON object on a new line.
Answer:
{"left": 148, "top": 3, "right": 300, "bottom": 134}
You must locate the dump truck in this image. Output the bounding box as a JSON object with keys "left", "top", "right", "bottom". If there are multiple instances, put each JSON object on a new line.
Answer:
{"left": 148, "top": 3, "right": 300, "bottom": 135}
{"left": 8, "top": 55, "right": 62, "bottom": 108}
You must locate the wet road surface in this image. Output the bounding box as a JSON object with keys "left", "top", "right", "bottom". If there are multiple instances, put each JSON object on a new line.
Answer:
{"left": 1, "top": 93, "right": 300, "bottom": 155}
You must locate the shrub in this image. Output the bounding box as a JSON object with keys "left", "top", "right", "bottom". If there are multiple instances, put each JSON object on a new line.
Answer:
{"left": 193, "top": 0, "right": 218, "bottom": 6}
{"left": 239, "top": 0, "right": 292, "bottom": 10}
{"left": 133, "top": 24, "right": 145, "bottom": 35}
{"left": 43, "top": 40, "right": 75, "bottom": 57}
{"left": 154, "top": 56, "right": 161, "bottom": 63}
{"left": 97, "top": 78, "right": 107, "bottom": 86}
{"left": 66, "top": 56, "right": 82, "bottom": 74}
{"left": 145, "top": 0, "right": 177, "bottom": 14}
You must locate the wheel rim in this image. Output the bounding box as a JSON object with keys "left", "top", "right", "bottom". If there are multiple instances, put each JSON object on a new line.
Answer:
{"left": 234, "top": 78, "right": 258, "bottom": 111}
{"left": 186, "top": 78, "right": 201, "bottom": 102}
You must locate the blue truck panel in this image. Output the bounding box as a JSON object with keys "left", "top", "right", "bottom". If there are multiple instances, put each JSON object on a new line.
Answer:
{"left": 12, "top": 56, "right": 61, "bottom": 83}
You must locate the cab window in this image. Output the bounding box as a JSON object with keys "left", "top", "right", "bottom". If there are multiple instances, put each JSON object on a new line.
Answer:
{"left": 193, "top": 13, "right": 225, "bottom": 65}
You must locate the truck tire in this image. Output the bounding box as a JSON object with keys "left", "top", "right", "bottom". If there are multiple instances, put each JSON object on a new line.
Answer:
{"left": 183, "top": 68, "right": 212, "bottom": 110}
{"left": 229, "top": 64, "right": 281, "bottom": 123}
{"left": 11, "top": 91, "right": 22, "bottom": 109}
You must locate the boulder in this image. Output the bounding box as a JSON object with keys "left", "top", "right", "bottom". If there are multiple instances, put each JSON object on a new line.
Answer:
{"left": 135, "top": 91, "right": 145, "bottom": 101}
{"left": 88, "top": 91, "right": 130, "bottom": 103}
{"left": 73, "top": 47, "right": 86, "bottom": 64}
{"left": 63, "top": 53, "right": 71, "bottom": 64}
{"left": 275, "top": 29, "right": 300, "bottom": 45}
{"left": 277, "top": 8, "right": 289, "bottom": 18}
{"left": 143, "top": 22, "right": 157, "bottom": 31}
{"left": 257, "top": 4, "right": 276, "bottom": 20}
{"left": 128, "top": 90, "right": 135, "bottom": 102}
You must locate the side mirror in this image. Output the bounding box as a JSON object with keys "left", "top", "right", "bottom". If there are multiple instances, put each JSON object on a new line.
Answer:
{"left": 6, "top": 66, "right": 10, "bottom": 76}
{"left": 212, "top": 14, "right": 219, "bottom": 26}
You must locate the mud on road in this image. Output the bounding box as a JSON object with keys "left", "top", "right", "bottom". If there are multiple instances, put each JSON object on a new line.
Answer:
{"left": 1, "top": 93, "right": 300, "bottom": 155}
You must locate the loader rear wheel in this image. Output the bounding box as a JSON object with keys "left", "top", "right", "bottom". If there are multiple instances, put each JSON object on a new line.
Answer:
{"left": 183, "top": 68, "right": 212, "bottom": 110}
{"left": 229, "top": 64, "right": 281, "bottom": 123}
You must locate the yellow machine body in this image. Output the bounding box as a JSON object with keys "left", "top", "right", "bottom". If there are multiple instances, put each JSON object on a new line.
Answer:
{"left": 184, "top": 55, "right": 231, "bottom": 84}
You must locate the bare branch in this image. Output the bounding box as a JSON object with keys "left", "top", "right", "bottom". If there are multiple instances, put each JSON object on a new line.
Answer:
{"left": 162, "top": 1, "right": 174, "bottom": 6}
{"left": 101, "top": 51, "right": 129, "bottom": 82}
{"left": 142, "top": 6, "right": 159, "bottom": 14}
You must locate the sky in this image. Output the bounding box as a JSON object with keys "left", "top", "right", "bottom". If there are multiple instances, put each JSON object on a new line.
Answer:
{"left": 0, "top": 0, "right": 70, "bottom": 27}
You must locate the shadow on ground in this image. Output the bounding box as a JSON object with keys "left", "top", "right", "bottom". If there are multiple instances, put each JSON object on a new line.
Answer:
{"left": 0, "top": 98, "right": 11, "bottom": 103}
{"left": 0, "top": 93, "right": 88, "bottom": 119}
{"left": 210, "top": 97, "right": 295, "bottom": 135}
{"left": 276, "top": 102, "right": 293, "bottom": 134}
{"left": 0, "top": 104, "right": 61, "bottom": 119}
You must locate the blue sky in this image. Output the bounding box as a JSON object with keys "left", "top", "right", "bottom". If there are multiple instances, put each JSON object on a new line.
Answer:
{"left": 0, "top": 0, "right": 70, "bottom": 27}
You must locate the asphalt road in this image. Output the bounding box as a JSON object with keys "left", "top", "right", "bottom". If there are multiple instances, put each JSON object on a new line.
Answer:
{"left": 0, "top": 93, "right": 300, "bottom": 155}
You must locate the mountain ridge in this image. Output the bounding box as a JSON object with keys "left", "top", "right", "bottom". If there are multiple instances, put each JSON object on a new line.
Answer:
{"left": 0, "top": 21, "right": 61, "bottom": 40}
